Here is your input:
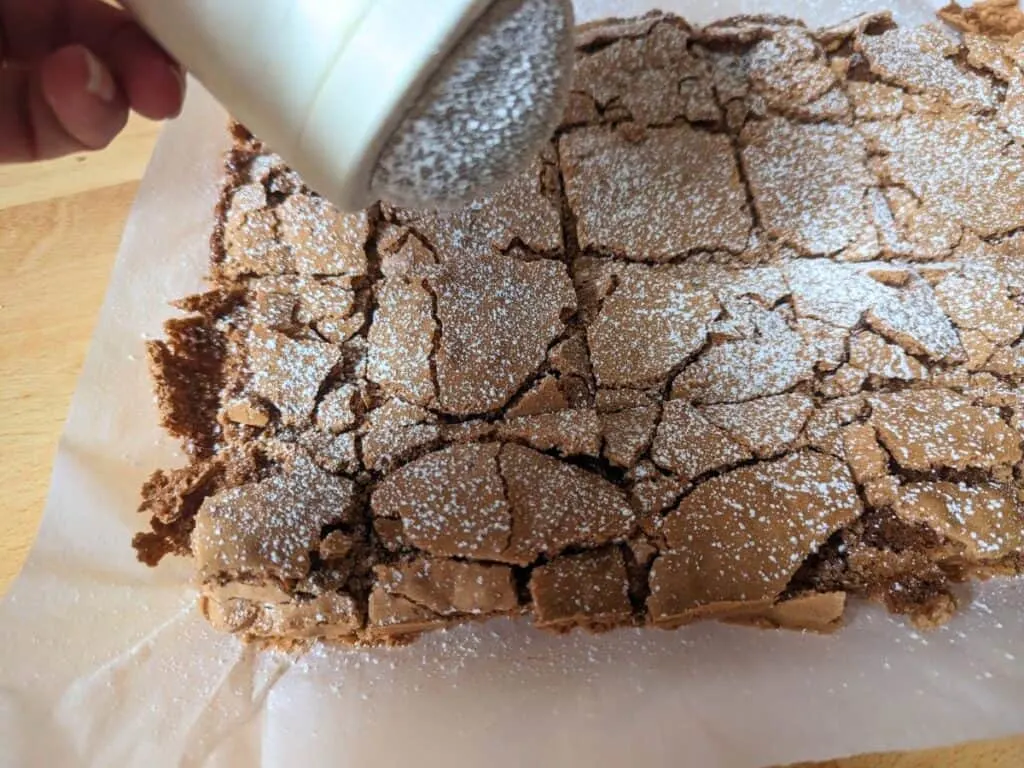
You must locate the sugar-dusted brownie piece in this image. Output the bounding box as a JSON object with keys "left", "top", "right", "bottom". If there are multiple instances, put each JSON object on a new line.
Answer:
{"left": 138, "top": 11, "right": 1024, "bottom": 645}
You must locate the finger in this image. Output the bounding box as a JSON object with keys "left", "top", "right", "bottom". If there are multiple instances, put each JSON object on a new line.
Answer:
{"left": 1, "top": 0, "right": 125, "bottom": 60}
{"left": 1, "top": 0, "right": 185, "bottom": 120}
{"left": 101, "top": 22, "right": 185, "bottom": 120}
{"left": 0, "top": 45, "right": 129, "bottom": 163}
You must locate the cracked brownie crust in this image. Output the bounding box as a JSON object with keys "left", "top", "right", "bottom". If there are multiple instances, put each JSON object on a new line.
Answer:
{"left": 137, "top": 10, "right": 1024, "bottom": 644}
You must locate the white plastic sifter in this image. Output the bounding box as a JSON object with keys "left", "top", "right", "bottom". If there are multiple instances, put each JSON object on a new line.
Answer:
{"left": 123, "top": 0, "right": 576, "bottom": 211}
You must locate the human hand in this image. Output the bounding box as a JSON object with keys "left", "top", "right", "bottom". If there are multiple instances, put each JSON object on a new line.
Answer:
{"left": 0, "top": 0, "right": 185, "bottom": 163}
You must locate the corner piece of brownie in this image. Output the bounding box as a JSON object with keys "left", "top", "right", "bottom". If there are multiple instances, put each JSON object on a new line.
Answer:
{"left": 138, "top": 10, "right": 1024, "bottom": 645}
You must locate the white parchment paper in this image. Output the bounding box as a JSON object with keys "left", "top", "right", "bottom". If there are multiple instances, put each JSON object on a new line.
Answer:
{"left": 2, "top": 2, "right": 1023, "bottom": 766}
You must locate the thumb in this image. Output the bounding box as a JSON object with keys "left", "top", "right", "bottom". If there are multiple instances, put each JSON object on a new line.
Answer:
{"left": 0, "top": 45, "right": 129, "bottom": 163}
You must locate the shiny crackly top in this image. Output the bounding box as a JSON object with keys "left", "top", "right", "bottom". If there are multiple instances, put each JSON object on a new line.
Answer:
{"left": 137, "top": 10, "right": 1024, "bottom": 645}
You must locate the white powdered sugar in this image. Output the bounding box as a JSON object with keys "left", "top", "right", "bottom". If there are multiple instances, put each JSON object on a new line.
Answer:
{"left": 371, "top": 0, "right": 574, "bottom": 209}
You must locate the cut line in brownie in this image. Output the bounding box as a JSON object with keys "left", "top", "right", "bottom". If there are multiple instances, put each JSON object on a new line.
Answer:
{"left": 138, "top": 9, "right": 1024, "bottom": 646}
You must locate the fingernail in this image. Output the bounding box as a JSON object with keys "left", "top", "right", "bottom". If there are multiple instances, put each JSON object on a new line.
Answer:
{"left": 170, "top": 64, "right": 187, "bottom": 111}
{"left": 83, "top": 49, "right": 116, "bottom": 103}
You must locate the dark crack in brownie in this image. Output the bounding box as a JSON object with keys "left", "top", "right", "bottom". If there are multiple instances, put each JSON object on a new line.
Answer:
{"left": 136, "top": 10, "right": 1024, "bottom": 645}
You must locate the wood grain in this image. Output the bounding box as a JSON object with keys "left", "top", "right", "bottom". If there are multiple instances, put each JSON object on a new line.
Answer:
{"left": 0, "top": 112, "right": 1018, "bottom": 768}
{"left": 0, "top": 185, "right": 140, "bottom": 584}
{"left": 0, "top": 116, "right": 160, "bottom": 589}
{"left": 785, "top": 737, "right": 1024, "bottom": 768}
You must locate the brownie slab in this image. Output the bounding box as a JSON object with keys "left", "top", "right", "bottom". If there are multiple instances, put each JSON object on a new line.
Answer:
{"left": 138, "top": 10, "right": 1024, "bottom": 645}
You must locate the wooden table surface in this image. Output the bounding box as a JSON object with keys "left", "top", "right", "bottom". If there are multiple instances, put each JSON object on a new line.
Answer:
{"left": 0, "top": 115, "right": 1020, "bottom": 768}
